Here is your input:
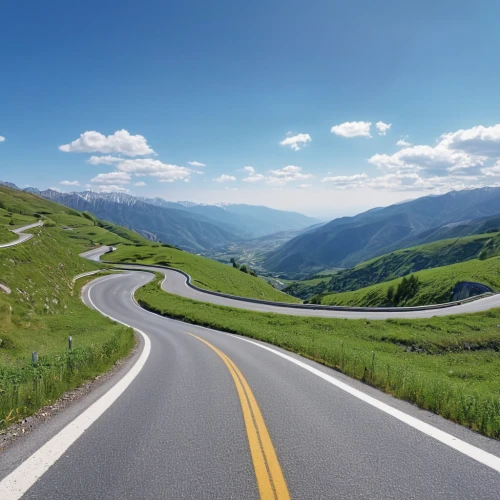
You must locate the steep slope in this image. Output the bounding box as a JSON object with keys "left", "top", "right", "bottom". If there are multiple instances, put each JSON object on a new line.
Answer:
{"left": 285, "top": 231, "right": 500, "bottom": 299}
{"left": 317, "top": 256, "right": 500, "bottom": 308}
{"left": 39, "top": 190, "right": 243, "bottom": 252}
{"left": 264, "top": 187, "right": 500, "bottom": 274}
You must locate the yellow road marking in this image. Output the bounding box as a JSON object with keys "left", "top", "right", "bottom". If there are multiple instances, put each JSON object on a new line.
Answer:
{"left": 186, "top": 332, "right": 290, "bottom": 500}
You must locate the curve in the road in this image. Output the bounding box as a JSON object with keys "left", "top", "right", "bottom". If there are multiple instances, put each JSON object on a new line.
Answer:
{"left": 0, "top": 221, "right": 43, "bottom": 249}
{"left": 3, "top": 270, "right": 500, "bottom": 500}
{"left": 82, "top": 245, "right": 500, "bottom": 318}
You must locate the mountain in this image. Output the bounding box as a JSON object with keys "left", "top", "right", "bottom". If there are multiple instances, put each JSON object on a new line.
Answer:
{"left": 27, "top": 188, "right": 318, "bottom": 252}
{"left": 284, "top": 229, "right": 500, "bottom": 300}
{"left": 39, "top": 190, "right": 244, "bottom": 252}
{"left": 0, "top": 181, "right": 20, "bottom": 190}
{"left": 137, "top": 197, "right": 318, "bottom": 237}
{"left": 263, "top": 187, "right": 500, "bottom": 275}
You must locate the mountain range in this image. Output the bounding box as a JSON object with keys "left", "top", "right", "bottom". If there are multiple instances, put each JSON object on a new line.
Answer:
{"left": 1, "top": 183, "right": 318, "bottom": 253}
{"left": 263, "top": 187, "right": 500, "bottom": 275}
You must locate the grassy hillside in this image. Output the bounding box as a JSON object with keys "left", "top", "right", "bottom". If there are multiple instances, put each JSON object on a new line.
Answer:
{"left": 286, "top": 232, "right": 500, "bottom": 300}
{"left": 105, "top": 244, "right": 301, "bottom": 303}
{"left": 137, "top": 274, "right": 500, "bottom": 438}
{"left": 263, "top": 187, "right": 500, "bottom": 275}
{"left": 0, "top": 186, "right": 150, "bottom": 426}
{"left": 317, "top": 256, "right": 500, "bottom": 307}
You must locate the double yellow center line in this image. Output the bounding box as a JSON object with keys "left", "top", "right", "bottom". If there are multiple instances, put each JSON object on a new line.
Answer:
{"left": 186, "top": 333, "right": 290, "bottom": 500}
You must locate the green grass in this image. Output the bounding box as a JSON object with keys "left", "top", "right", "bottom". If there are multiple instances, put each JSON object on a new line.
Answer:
{"left": 0, "top": 186, "right": 144, "bottom": 426}
{"left": 319, "top": 256, "right": 500, "bottom": 307}
{"left": 288, "top": 232, "right": 500, "bottom": 300}
{"left": 136, "top": 273, "right": 500, "bottom": 438}
{"left": 106, "top": 244, "right": 301, "bottom": 303}
{"left": 282, "top": 276, "right": 332, "bottom": 300}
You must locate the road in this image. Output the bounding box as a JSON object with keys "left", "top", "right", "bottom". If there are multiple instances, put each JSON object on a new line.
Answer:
{"left": 1, "top": 270, "right": 499, "bottom": 499}
{"left": 0, "top": 221, "right": 43, "bottom": 249}
{"left": 82, "top": 242, "right": 500, "bottom": 319}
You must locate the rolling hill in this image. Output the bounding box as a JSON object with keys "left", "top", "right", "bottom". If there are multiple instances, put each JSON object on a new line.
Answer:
{"left": 316, "top": 255, "right": 500, "bottom": 308}
{"left": 263, "top": 187, "right": 500, "bottom": 275}
{"left": 285, "top": 231, "right": 500, "bottom": 300}
{"left": 27, "top": 189, "right": 318, "bottom": 252}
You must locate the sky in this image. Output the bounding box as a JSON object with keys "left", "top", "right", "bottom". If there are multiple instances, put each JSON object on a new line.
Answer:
{"left": 2, "top": 0, "right": 500, "bottom": 218}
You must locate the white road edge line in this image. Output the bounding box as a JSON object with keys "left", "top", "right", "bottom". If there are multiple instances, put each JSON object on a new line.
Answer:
{"left": 0, "top": 275, "right": 152, "bottom": 500}
{"left": 230, "top": 335, "right": 500, "bottom": 474}
{"left": 124, "top": 271, "right": 500, "bottom": 474}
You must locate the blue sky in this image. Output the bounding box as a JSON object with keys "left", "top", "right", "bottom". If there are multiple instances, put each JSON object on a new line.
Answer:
{"left": 2, "top": 0, "right": 500, "bottom": 217}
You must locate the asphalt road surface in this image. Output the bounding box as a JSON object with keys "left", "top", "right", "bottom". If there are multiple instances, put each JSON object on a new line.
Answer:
{"left": 1, "top": 270, "right": 500, "bottom": 499}
{"left": 0, "top": 221, "right": 43, "bottom": 249}
{"left": 80, "top": 245, "right": 500, "bottom": 319}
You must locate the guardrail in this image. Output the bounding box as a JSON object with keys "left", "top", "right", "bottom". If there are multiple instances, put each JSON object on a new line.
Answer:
{"left": 104, "top": 261, "right": 497, "bottom": 313}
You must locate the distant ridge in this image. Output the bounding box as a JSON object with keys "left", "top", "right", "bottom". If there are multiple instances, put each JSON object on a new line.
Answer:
{"left": 263, "top": 186, "right": 500, "bottom": 275}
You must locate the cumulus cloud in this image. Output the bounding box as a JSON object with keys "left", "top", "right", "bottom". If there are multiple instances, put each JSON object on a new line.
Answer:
{"left": 92, "top": 184, "right": 130, "bottom": 193}
{"left": 241, "top": 166, "right": 265, "bottom": 183}
{"left": 188, "top": 161, "right": 206, "bottom": 167}
{"left": 267, "top": 165, "right": 314, "bottom": 185}
{"left": 321, "top": 170, "right": 481, "bottom": 193}
{"left": 376, "top": 121, "right": 391, "bottom": 136}
{"left": 331, "top": 121, "right": 372, "bottom": 138}
{"left": 134, "top": 181, "right": 147, "bottom": 187}
{"left": 280, "top": 133, "right": 311, "bottom": 151}
{"left": 117, "top": 158, "right": 191, "bottom": 182}
{"left": 59, "top": 129, "right": 154, "bottom": 156}
{"left": 441, "top": 124, "right": 500, "bottom": 157}
{"left": 87, "top": 155, "right": 122, "bottom": 165}
{"left": 0, "top": 136, "right": 5, "bottom": 142}
{"left": 90, "top": 172, "right": 131, "bottom": 185}
{"left": 396, "top": 136, "right": 412, "bottom": 147}
{"left": 322, "top": 173, "right": 369, "bottom": 189}
{"left": 368, "top": 143, "right": 483, "bottom": 174}
{"left": 213, "top": 174, "right": 237, "bottom": 183}
{"left": 481, "top": 161, "right": 500, "bottom": 177}
{"left": 60, "top": 180, "right": 80, "bottom": 186}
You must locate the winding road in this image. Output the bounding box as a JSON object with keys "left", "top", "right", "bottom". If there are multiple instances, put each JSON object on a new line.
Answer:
{"left": 83, "top": 245, "right": 500, "bottom": 319}
{"left": 1, "top": 270, "right": 499, "bottom": 499}
{"left": 0, "top": 221, "right": 43, "bottom": 249}
{"left": 1, "top": 246, "right": 500, "bottom": 499}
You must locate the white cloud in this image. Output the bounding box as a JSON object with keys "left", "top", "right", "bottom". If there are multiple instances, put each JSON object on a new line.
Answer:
{"left": 481, "top": 161, "right": 500, "bottom": 177}
{"left": 87, "top": 155, "right": 122, "bottom": 165}
{"left": 241, "top": 166, "right": 265, "bottom": 183}
{"left": 368, "top": 143, "right": 483, "bottom": 174}
{"left": 299, "top": 184, "right": 313, "bottom": 189}
{"left": 441, "top": 124, "right": 500, "bottom": 157}
{"left": 188, "top": 161, "right": 206, "bottom": 167}
{"left": 320, "top": 169, "right": 485, "bottom": 193}
{"left": 396, "top": 136, "right": 412, "bottom": 147}
{"left": 322, "top": 173, "right": 369, "bottom": 189}
{"left": 134, "top": 181, "right": 147, "bottom": 187}
{"left": 59, "top": 129, "right": 154, "bottom": 156}
{"left": 280, "top": 133, "right": 311, "bottom": 151}
{"left": 90, "top": 171, "right": 131, "bottom": 185}
{"left": 0, "top": 136, "right": 5, "bottom": 142}
{"left": 331, "top": 121, "right": 371, "bottom": 138}
{"left": 267, "top": 165, "right": 314, "bottom": 185}
{"left": 376, "top": 121, "right": 391, "bottom": 136}
{"left": 214, "top": 174, "right": 237, "bottom": 183}
{"left": 92, "top": 184, "right": 130, "bottom": 193}
{"left": 60, "top": 180, "right": 80, "bottom": 186}
{"left": 117, "top": 158, "right": 191, "bottom": 182}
